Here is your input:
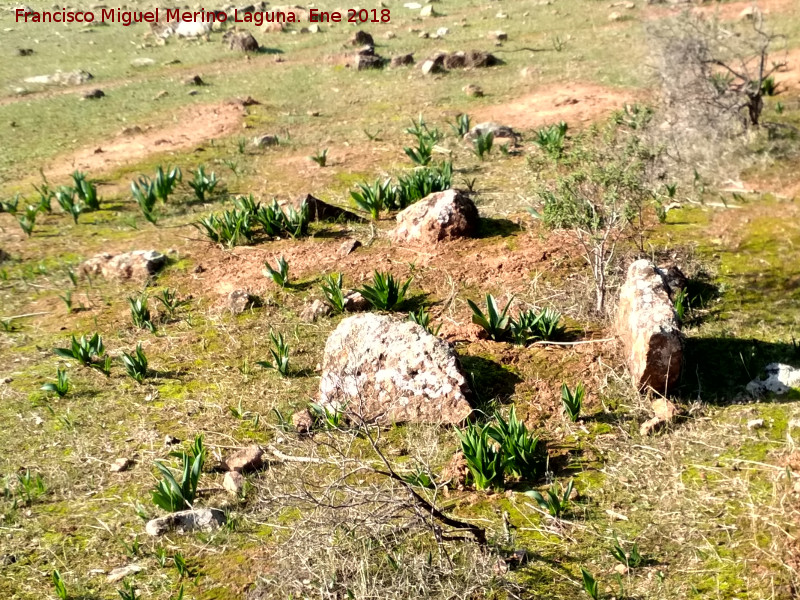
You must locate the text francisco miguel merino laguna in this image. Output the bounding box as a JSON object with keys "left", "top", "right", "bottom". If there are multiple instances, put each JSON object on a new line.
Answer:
{"left": 14, "top": 7, "right": 364, "bottom": 26}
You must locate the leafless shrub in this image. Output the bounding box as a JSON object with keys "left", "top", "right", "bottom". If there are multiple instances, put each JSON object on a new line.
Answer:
{"left": 648, "top": 11, "right": 787, "bottom": 181}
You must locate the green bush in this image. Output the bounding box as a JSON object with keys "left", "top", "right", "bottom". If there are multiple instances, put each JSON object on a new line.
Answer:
{"left": 358, "top": 271, "right": 412, "bottom": 311}
{"left": 456, "top": 422, "right": 505, "bottom": 490}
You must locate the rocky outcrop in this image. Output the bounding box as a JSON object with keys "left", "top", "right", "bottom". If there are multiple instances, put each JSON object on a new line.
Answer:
{"left": 317, "top": 314, "right": 473, "bottom": 424}
{"left": 616, "top": 260, "right": 683, "bottom": 394}
{"left": 391, "top": 189, "right": 480, "bottom": 245}
{"left": 24, "top": 69, "right": 93, "bottom": 86}
{"left": 391, "top": 53, "right": 415, "bottom": 67}
{"left": 145, "top": 508, "right": 226, "bottom": 536}
{"left": 354, "top": 45, "right": 386, "bottom": 70}
{"left": 224, "top": 30, "right": 260, "bottom": 52}
{"left": 350, "top": 30, "right": 374, "bottom": 46}
{"left": 222, "top": 445, "right": 264, "bottom": 472}
{"left": 747, "top": 363, "right": 800, "bottom": 397}
{"left": 80, "top": 250, "right": 166, "bottom": 281}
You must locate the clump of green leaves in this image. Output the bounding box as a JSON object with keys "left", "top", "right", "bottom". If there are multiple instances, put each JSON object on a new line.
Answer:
{"left": 581, "top": 567, "right": 600, "bottom": 600}
{"left": 308, "top": 402, "right": 345, "bottom": 429}
{"left": 41, "top": 367, "right": 70, "bottom": 397}
{"left": 310, "top": 148, "right": 328, "bottom": 167}
{"left": 450, "top": 113, "right": 471, "bottom": 137}
{"left": 0, "top": 194, "right": 20, "bottom": 214}
{"left": 187, "top": 166, "right": 219, "bottom": 202}
{"left": 472, "top": 131, "right": 494, "bottom": 160}
{"left": 393, "top": 161, "right": 453, "bottom": 209}
{"left": 408, "top": 307, "right": 441, "bottom": 336}
{"left": 34, "top": 171, "right": 54, "bottom": 213}
{"left": 16, "top": 468, "right": 46, "bottom": 505}
{"left": 156, "top": 288, "right": 190, "bottom": 319}
{"left": 358, "top": 271, "right": 412, "bottom": 311}
{"left": 561, "top": 382, "right": 585, "bottom": 422}
{"left": 468, "top": 294, "right": 512, "bottom": 341}
{"left": 525, "top": 479, "right": 574, "bottom": 518}
{"left": 195, "top": 208, "right": 253, "bottom": 247}
{"left": 510, "top": 307, "right": 565, "bottom": 345}
{"left": 610, "top": 533, "right": 644, "bottom": 569}
{"left": 17, "top": 205, "right": 38, "bottom": 237}
{"left": 131, "top": 177, "right": 158, "bottom": 224}
{"left": 153, "top": 165, "right": 182, "bottom": 202}
{"left": 673, "top": 287, "right": 688, "bottom": 322}
{"left": 129, "top": 293, "right": 155, "bottom": 332}
{"left": 534, "top": 121, "right": 568, "bottom": 158}
{"left": 321, "top": 273, "right": 345, "bottom": 313}
{"left": 257, "top": 331, "right": 290, "bottom": 376}
{"left": 122, "top": 343, "right": 148, "bottom": 383}
{"left": 54, "top": 333, "right": 110, "bottom": 374}
{"left": 52, "top": 570, "right": 68, "bottom": 600}
{"left": 56, "top": 187, "right": 82, "bottom": 224}
{"left": 404, "top": 137, "right": 434, "bottom": 166}
{"left": 455, "top": 422, "right": 505, "bottom": 490}
{"left": 151, "top": 435, "right": 205, "bottom": 512}
{"left": 490, "top": 406, "right": 544, "bottom": 479}
{"left": 351, "top": 179, "right": 393, "bottom": 220}
{"left": 251, "top": 199, "right": 310, "bottom": 238}
{"left": 70, "top": 170, "right": 100, "bottom": 211}
{"left": 264, "top": 256, "right": 289, "bottom": 288}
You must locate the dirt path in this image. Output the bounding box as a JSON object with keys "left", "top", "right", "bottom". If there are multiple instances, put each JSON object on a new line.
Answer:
{"left": 42, "top": 101, "right": 244, "bottom": 180}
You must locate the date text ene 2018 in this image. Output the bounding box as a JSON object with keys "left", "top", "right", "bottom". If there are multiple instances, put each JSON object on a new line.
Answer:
{"left": 309, "top": 9, "right": 391, "bottom": 23}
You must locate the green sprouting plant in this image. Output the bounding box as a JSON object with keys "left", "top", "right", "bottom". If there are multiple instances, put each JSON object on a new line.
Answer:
{"left": 310, "top": 148, "right": 328, "bottom": 167}
{"left": 122, "top": 343, "right": 148, "bottom": 383}
{"left": 308, "top": 402, "right": 345, "bottom": 429}
{"left": 351, "top": 179, "right": 393, "bottom": 220}
{"left": 153, "top": 165, "right": 182, "bottom": 202}
{"left": 188, "top": 166, "right": 219, "bottom": 202}
{"left": 358, "top": 271, "right": 412, "bottom": 311}
{"left": 129, "top": 293, "right": 155, "bottom": 332}
{"left": 1, "top": 193, "right": 20, "bottom": 214}
{"left": 511, "top": 307, "right": 565, "bottom": 345}
{"left": 776, "top": 101, "right": 785, "bottom": 114}
{"left": 70, "top": 171, "right": 99, "bottom": 211}
{"left": 401, "top": 467, "right": 435, "bottom": 489}
{"left": 17, "top": 204, "right": 37, "bottom": 237}
{"left": 151, "top": 436, "right": 205, "bottom": 512}
{"left": 54, "top": 333, "right": 107, "bottom": 368}
{"left": 195, "top": 208, "right": 253, "bottom": 247}
{"left": 257, "top": 331, "right": 290, "bottom": 376}
{"left": 534, "top": 121, "right": 568, "bottom": 158}
{"left": 118, "top": 579, "right": 139, "bottom": 600}
{"left": 264, "top": 256, "right": 290, "bottom": 288}
{"left": 237, "top": 137, "right": 247, "bottom": 154}
{"left": 34, "top": 171, "right": 54, "bottom": 213}
{"left": 472, "top": 131, "right": 494, "bottom": 160}
{"left": 321, "top": 272, "right": 345, "bottom": 313}
{"left": 610, "top": 532, "right": 644, "bottom": 568}
{"left": 673, "top": 287, "right": 688, "bottom": 322}
{"left": 561, "top": 382, "right": 585, "bottom": 422}
{"left": 408, "top": 307, "right": 441, "bottom": 336}
{"left": 16, "top": 468, "right": 46, "bottom": 505}
{"left": 404, "top": 137, "right": 434, "bottom": 166}
{"left": 467, "top": 294, "right": 512, "bottom": 341}
{"left": 131, "top": 177, "right": 158, "bottom": 224}
{"left": 155, "top": 288, "right": 190, "bottom": 319}
{"left": 234, "top": 193, "right": 260, "bottom": 213}
{"left": 58, "top": 289, "right": 74, "bottom": 313}
{"left": 393, "top": 161, "right": 453, "bottom": 209}
{"left": 525, "top": 479, "right": 574, "bottom": 518}
{"left": 41, "top": 367, "right": 70, "bottom": 397}
{"left": 282, "top": 201, "right": 310, "bottom": 238}
{"left": 761, "top": 75, "right": 778, "bottom": 96}
{"left": 450, "top": 113, "right": 471, "bottom": 137}
{"left": 52, "top": 570, "right": 68, "bottom": 600}
{"left": 552, "top": 34, "right": 568, "bottom": 52}
{"left": 581, "top": 567, "right": 600, "bottom": 600}
{"left": 173, "top": 552, "right": 188, "bottom": 578}
{"left": 56, "top": 187, "right": 82, "bottom": 224}
{"left": 489, "top": 406, "right": 543, "bottom": 479}
{"left": 405, "top": 114, "right": 443, "bottom": 144}
{"left": 455, "top": 422, "right": 505, "bottom": 490}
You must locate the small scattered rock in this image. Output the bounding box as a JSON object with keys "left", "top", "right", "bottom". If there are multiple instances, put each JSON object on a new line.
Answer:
{"left": 82, "top": 89, "right": 105, "bottom": 100}
{"left": 301, "top": 194, "right": 365, "bottom": 222}
{"left": 223, "top": 471, "right": 244, "bottom": 495}
{"left": 224, "top": 29, "right": 260, "bottom": 52}
{"left": 350, "top": 30, "right": 374, "bottom": 46}
{"left": 384, "top": 31, "right": 396, "bottom": 39}
{"left": 390, "top": 53, "right": 415, "bottom": 68}
{"left": 223, "top": 445, "right": 264, "bottom": 472}
{"left": 253, "top": 134, "right": 279, "bottom": 147}
{"left": 292, "top": 408, "right": 314, "bottom": 433}
{"left": 463, "top": 83, "right": 483, "bottom": 97}
{"left": 24, "top": 69, "right": 93, "bottom": 86}
{"left": 80, "top": 250, "right": 166, "bottom": 281}
{"left": 747, "top": 363, "right": 800, "bottom": 397}
{"left": 107, "top": 564, "right": 143, "bottom": 583}
{"left": 436, "top": 27, "right": 449, "bottom": 36}
{"left": 391, "top": 189, "right": 480, "bottom": 245}
{"left": 420, "top": 4, "right": 435, "bottom": 17}
{"left": 164, "top": 434, "right": 180, "bottom": 446}
{"left": 747, "top": 418, "right": 765, "bottom": 430}
{"left": 342, "top": 290, "right": 370, "bottom": 312}
{"left": 491, "top": 31, "right": 507, "bottom": 41}
{"left": 130, "top": 57, "right": 155, "bottom": 67}
{"left": 185, "top": 75, "right": 205, "bottom": 86}
{"left": 153, "top": 90, "right": 168, "bottom": 100}
{"left": 300, "top": 299, "right": 332, "bottom": 323}
{"left": 228, "top": 289, "right": 255, "bottom": 315}
{"left": 110, "top": 458, "right": 132, "bottom": 473}
{"left": 339, "top": 238, "right": 361, "bottom": 257}
{"left": 17, "top": 48, "right": 34, "bottom": 56}
{"left": 145, "top": 508, "right": 226, "bottom": 536}
{"left": 354, "top": 46, "right": 386, "bottom": 70}
{"left": 421, "top": 53, "right": 446, "bottom": 75}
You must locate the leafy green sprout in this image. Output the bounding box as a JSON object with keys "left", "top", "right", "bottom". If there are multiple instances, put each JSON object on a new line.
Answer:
{"left": 407, "top": 307, "right": 441, "bottom": 336}
{"left": 52, "top": 570, "right": 68, "bottom": 600}
{"left": 153, "top": 165, "right": 182, "bottom": 202}
{"left": 561, "top": 382, "right": 585, "bottom": 422}
{"left": 581, "top": 567, "right": 600, "bottom": 600}
{"left": 321, "top": 272, "right": 345, "bottom": 313}
{"left": 489, "top": 406, "right": 543, "bottom": 479}
{"left": 188, "top": 165, "right": 219, "bottom": 202}
{"left": 533, "top": 121, "right": 568, "bottom": 158}
{"left": 404, "top": 137, "right": 434, "bottom": 166}
{"left": 450, "top": 113, "right": 471, "bottom": 137}
{"left": 128, "top": 293, "right": 155, "bottom": 332}
{"left": 455, "top": 422, "right": 505, "bottom": 490}
{"left": 195, "top": 208, "right": 254, "bottom": 247}
{"left": 358, "top": 271, "right": 412, "bottom": 311}
{"left": 131, "top": 177, "right": 158, "bottom": 224}
{"left": 610, "top": 532, "right": 644, "bottom": 568}
{"left": 351, "top": 179, "right": 394, "bottom": 220}
{"left": 16, "top": 468, "right": 46, "bottom": 505}
{"left": 118, "top": 579, "right": 139, "bottom": 600}
{"left": 308, "top": 402, "right": 346, "bottom": 429}
{"left": 264, "top": 256, "right": 290, "bottom": 288}
{"left": 472, "top": 130, "right": 494, "bottom": 160}
{"left": 510, "top": 307, "right": 565, "bottom": 345}
{"left": 41, "top": 367, "right": 70, "bottom": 397}
{"left": 55, "top": 186, "right": 82, "bottom": 224}
{"left": 54, "top": 333, "right": 108, "bottom": 372}
{"left": 70, "top": 170, "right": 100, "bottom": 211}
{"left": 0, "top": 193, "right": 20, "bottom": 214}
{"left": 151, "top": 435, "right": 205, "bottom": 512}
{"left": 155, "top": 288, "right": 190, "bottom": 319}
{"left": 467, "top": 294, "right": 513, "bottom": 341}
{"left": 16, "top": 204, "right": 38, "bottom": 237}
{"left": 310, "top": 148, "right": 328, "bottom": 167}
{"left": 257, "top": 331, "right": 290, "bottom": 376}
{"left": 525, "top": 479, "right": 574, "bottom": 518}
{"left": 121, "top": 343, "right": 148, "bottom": 383}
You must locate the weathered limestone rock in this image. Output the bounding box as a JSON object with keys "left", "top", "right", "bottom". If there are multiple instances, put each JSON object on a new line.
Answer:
{"left": 616, "top": 259, "right": 683, "bottom": 394}
{"left": 224, "top": 29, "right": 260, "bottom": 52}
{"left": 391, "top": 189, "right": 479, "bottom": 245}
{"left": 80, "top": 250, "right": 166, "bottom": 281}
{"left": 145, "top": 508, "right": 226, "bottom": 536}
{"left": 747, "top": 363, "right": 800, "bottom": 397}
{"left": 222, "top": 445, "right": 264, "bottom": 472}
{"left": 318, "top": 314, "right": 473, "bottom": 424}
{"left": 223, "top": 471, "right": 244, "bottom": 495}
{"left": 300, "top": 299, "right": 332, "bottom": 322}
